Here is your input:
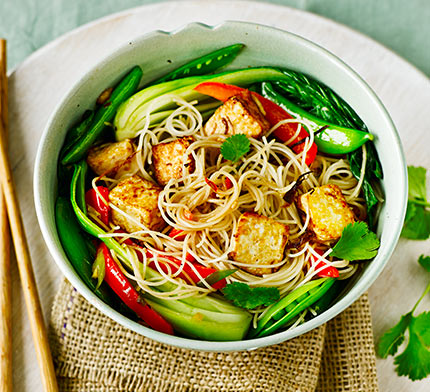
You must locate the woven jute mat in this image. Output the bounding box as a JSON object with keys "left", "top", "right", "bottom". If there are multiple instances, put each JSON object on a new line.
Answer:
{"left": 49, "top": 280, "right": 379, "bottom": 392}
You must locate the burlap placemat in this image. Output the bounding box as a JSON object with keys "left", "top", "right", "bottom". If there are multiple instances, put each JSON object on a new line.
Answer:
{"left": 49, "top": 280, "right": 378, "bottom": 392}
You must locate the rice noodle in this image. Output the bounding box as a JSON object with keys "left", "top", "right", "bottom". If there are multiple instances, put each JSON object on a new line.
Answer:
{"left": 88, "top": 95, "right": 366, "bottom": 326}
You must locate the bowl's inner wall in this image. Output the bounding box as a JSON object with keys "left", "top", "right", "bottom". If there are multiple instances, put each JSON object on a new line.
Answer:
{"left": 36, "top": 22, "right": 406, "bottom": 351}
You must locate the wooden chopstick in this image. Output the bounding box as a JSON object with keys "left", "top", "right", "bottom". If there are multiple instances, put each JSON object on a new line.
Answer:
{"left": 0, "top": 39, "right": 12, "bottom": 392}
{"left": 0, "top": 39, "right": 59, "bottom": 392}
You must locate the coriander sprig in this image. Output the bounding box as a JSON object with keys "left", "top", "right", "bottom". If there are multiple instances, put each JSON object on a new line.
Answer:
{"left": 377, "top": 255, "right": 430, "bottom": 381}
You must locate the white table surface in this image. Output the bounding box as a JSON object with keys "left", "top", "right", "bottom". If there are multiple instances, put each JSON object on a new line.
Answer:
{"left": 8, "top": 1, "right": 430, "bottom": 390}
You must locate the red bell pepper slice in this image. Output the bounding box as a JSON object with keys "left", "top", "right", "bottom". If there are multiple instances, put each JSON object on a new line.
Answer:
{"left": 168, "top": 228, "right": 187, "bottom": 241}
{"left": 149, "top": 255, "right": 227, "bottom": 290}
{"left": 113, "top": 229, "right": 225, "bottom": 288}
{"left": 98, "top": 243, "right": 174, "bottom": 335}
{"left": 184, "top": 209, "right": 195, "bottom": 221}
{"left": 224, "top": 177, "right": 233, "bottom": 190}
{"left": 85, "top": 186, "right": 110, "bottom": 226}
{"left": 311, "top": 249, "right": 339, "bottom": 278}
{"left": 114, "top": 229, "right": 136, "bottom": 247}
{"left": 205, "top": 177, "right": 218, "bottom": 192}
{"left": 194, "top": 82, "right": 317, "bottom": 165}
{"left": 194, "top": 82, "right": 244, "bottom": 102}
{"left": 185, "top": 252, "right": 196, "bottom": 262}
{"left": 115, "top": 229, "right": 192, "bottom": 261}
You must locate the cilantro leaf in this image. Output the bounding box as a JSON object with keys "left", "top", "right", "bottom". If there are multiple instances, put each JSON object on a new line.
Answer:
{"left": 377, "top": 255, "right": 430, "bottom": 381}
{"left": 220, "top": 134, "right": 250, "bottom": 162}
{"left": 222, "top": 282, "right": 280, "bottom": 309}
{"left": 377, "top": 313, "right": 412, "bottom": 358}
{"left": 413, "top": 311, "right": 430, "bottom": 346}
{"left": 394, "top": 312, "right": 430, "bottom": 381}
{"left": 418, "top": 255, "right": 430, "bottom": 273}
{"left": 401, "top": 201, "right": 430, "bottom": 240}
{"left": 408, "top": 166, "right": 427, "bottom": 201}
{"left": 330, "top": 222, "right": 380, "bottom": 261}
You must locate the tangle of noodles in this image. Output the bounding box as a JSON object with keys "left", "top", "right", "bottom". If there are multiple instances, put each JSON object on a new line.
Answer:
{"left": 89, "top": 95, "right": 367, "bottom": 328}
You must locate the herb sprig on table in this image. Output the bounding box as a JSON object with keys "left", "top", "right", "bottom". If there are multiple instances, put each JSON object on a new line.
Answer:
{"left": 377, "top": 166, "right": 430, "bottom": 380}
{"left": 376, "top": 255, "right": 430, "bottom": 380}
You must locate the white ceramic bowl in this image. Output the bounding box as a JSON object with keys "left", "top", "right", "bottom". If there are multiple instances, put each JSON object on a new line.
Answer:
{"left": 34, "top": 21, "right": 407, "bottom": 351}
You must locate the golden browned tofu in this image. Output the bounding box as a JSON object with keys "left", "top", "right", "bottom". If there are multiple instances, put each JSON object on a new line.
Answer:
{"left": 109, "top": 175, "right": 165, "bottom": 234}
{"left": 297, "top": 184, "right": 355, "bottom": 243}
{"left": 230, "top": 212, "right": 289, "bottom": 276}
{"left": 152, "top": 137, "right": 195, "bottom": 186}
{"left": 204, "top": 91, "right": 270, "bottom": 139}
{"left": 87, "top": 139, "right": 137, "bottom": 179}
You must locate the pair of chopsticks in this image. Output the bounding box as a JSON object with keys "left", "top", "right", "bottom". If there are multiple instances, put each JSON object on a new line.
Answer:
{"left": 0, "top": 40, "right": 58, "bottom": 391}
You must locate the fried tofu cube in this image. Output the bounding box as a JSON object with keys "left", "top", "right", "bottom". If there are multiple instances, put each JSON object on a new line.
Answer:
{"left": 109, "top": 175, "right": 165, "bottom": 234}
{"left": 230, "top": 212, "right": 289, "bottom": 276}
{"left": 152, "top": 137, "right": 195, "bottom": 186}
{"left": 204, "top": 91, "right": 270, "bottom": 139}
{"left": 297, "top": 184, "right": 355, "bottom": 243}
{"left": 87, "top": 139, "right": 137, "bottom": 179}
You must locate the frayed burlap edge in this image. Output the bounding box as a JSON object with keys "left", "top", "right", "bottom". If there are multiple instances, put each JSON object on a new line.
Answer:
{"left": 50, "top": 280, "right": 378, "bottom": 392}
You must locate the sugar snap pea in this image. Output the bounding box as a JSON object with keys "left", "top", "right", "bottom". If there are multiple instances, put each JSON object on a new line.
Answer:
{"left": 248, "top": 278, "right": 336, "bottom": 338}
{"left": 60, "top": 110, "right": 94, "bottom": 158}
{"left": 311, "top": 279, "right": 346, "bottom": 315}
{"left": 62, "top": 65, "right": 143, "bottom": 165}
{"left": 55, "top": 196, "right": 111, "bottom": 302}
{"left": 58, "top": 110, "right": 94, "bottom": 195}
{"left": 261, "top": 82, "right": 374, "bottom": 154}
{"left": 150, "top": 43, "right": 244, "bottom": 85}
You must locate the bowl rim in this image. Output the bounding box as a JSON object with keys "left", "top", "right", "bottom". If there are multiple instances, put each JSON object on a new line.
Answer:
{"left": 34, "top": 20, "right": 408, "bottom": 351}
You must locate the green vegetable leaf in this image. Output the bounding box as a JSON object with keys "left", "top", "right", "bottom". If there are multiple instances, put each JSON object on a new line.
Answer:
{"left": 271, "top": 71, "right": 383, "bottom": 228}
{"left": 401, "top": 201, "right": 430, "bottom": 240}
{"left": 275, "top": 73, "right": 365, "bottom": 130}
{"left": 222, "top": 282, "right": 280, "bottom": 309}
{"left": 348, "top": 146, "right": 382, "bottom": 229}
{"left": 331, "top": 222, "right": 380, "bottom": 261}
{"left": 408, "top": 166, "right": 427, "bottom": 201}
{"left": 377, "top": 254, "right": 430, "bottom": 381}
{"left": 377, "top": 313, "right": 412, "bottom": 358}
{"left": 418, "top": 255, "right": 430, "bottom": 273}
{"left": 197, "top": 269, "right": 237, "bottom": 288}
{"left": 413, "top": 311, "right": 430, "bottom": 345}
{"left": 220, "top": 134, "right": 250, "bottom": 162}
{"left": 394, "top": 312, "right": 430, "bottom": 381}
